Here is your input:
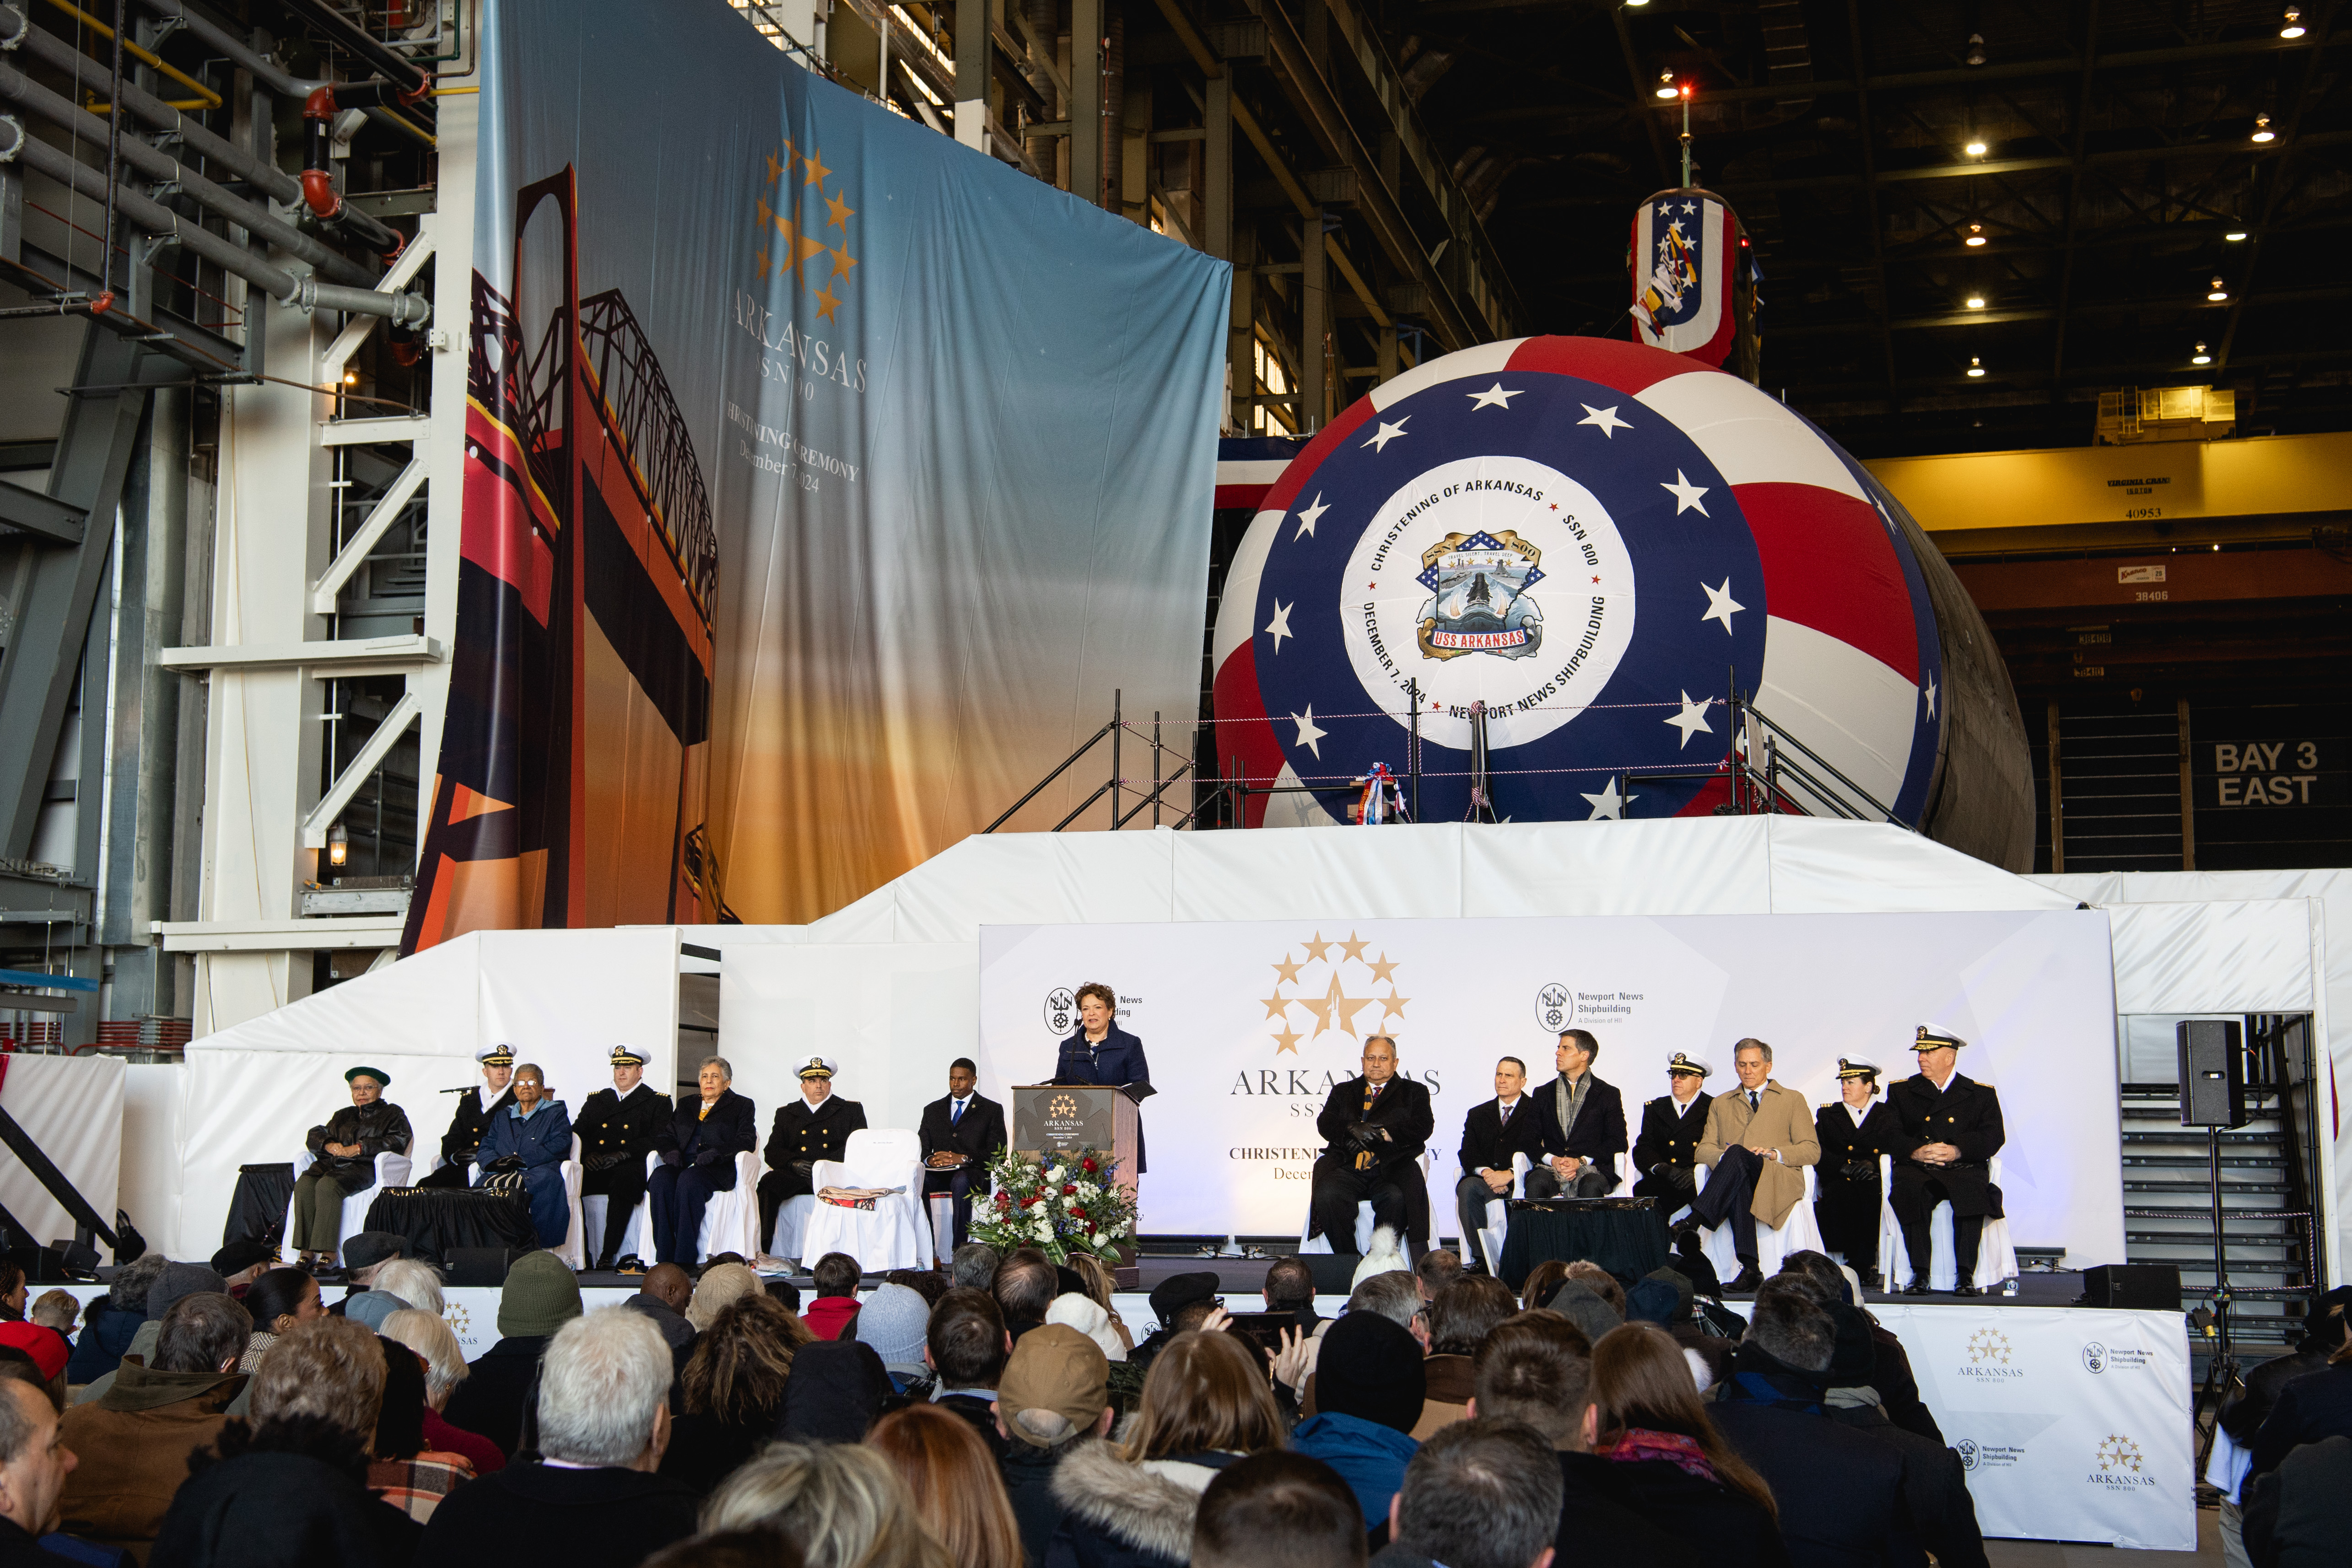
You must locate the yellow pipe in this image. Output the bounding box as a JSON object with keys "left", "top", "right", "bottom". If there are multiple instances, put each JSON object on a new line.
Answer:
{"left": 40, "top": 0, "right": 222, "bottom": 111}
{"left": 433, "top": 85, "right": 479, "bottom": 95}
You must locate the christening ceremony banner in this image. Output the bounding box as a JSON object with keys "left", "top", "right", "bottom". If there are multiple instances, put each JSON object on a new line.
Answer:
{"left": 976, "top": 908, "right": 2125, "bottom": 1261}
{"left": 405, "top": 0, "right": 1229, "bottom": 947}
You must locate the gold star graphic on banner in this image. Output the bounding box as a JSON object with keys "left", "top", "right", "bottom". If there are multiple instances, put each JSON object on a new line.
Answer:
{"left": 749, "top": 150, "right": 854, "bottom": 323}
{"left": 755, "top": 246, "right": 771, "bottom": 279}
{"left": 1272, "top": 1021, "right": 1304, "bottom": 1055}
{"left": 772, "top": 212, "right": 828, "bottom": 279}
{"left": 814, "top": 282, "right": 844, "bottom": 321}
{"left": 828, "top": 242, "right": 858, "bottom": 279}
{"left": 825, "top": 189, "right": 857, "bottom": 228}
{"left": 1271, "top": 952, "right": 1304, "bottom": 985}
{"left": 1304, "top": 930, "right": 1337, "bottom": 962}
{"left": 1259, "top": 991, "right": 1291, "bottom": 1021}
{"left": 1312, "top": 973, "right": 1379, "bottom": 1040}
{"left": 755, "top": 194, "right": 775, "bottom": 229}
{"left": 764, "top": 148, "right": 783, "bottom": 184}
{"left": 802, "top": 146, "right": 831, "bottom": 185}
{"left": 1338, "top": 931, "right": 1370, "bottom": 963}
{"left": 1365, "top": 952, "right": 1398, "bottom": 985}
{"left": 1383, "top": 990, "right": 1412, "bottom": 1024}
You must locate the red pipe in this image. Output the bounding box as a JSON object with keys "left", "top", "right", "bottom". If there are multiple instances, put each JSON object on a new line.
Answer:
{"left": 302, "top": 84, "right": 343, "bottom": 224}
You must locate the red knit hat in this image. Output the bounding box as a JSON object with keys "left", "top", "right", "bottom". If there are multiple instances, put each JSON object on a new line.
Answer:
{"left": 0, "top": 1320, "right": 69, "bottom": 1382}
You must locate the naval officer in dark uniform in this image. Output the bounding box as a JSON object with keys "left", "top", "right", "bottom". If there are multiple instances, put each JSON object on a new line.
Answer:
{"left": 576, "top": 1044, "right": 672, "bottom": 1271}
{"left": 1815, "top": 1057, "right": 1897, "bottom": 1288}
{"left": 918, "top": 1057, "right": 1007, "bottom": 1252}
{"left": 758, "top": 1056, "right": 868, "bottom": 1250}
{"left": 1888, "top": 1024, "right": 2006, "bottom": 1295}
{"left": 419, "top": 1044, "right": 516, "bottom": 1189}
{"left": 1052, "top": 981, "right": 1152, "bottom": 1173}
{"left": 1631, "top": 1052, "right": 1715, "bottom": 1205}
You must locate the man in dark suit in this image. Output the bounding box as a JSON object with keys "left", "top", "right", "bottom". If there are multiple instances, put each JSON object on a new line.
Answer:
{"left": 1052, "top": 981, "right": 1152, "bottom": 1174}
{"left": 1453, "top": 1054, "right": 1551, "bottom": 1272}
{"left": 758, "top": 1056, "right": 869, "bottom": 1249}
{"left": 418, "top": 1044, "right": 516, "bottom": 1188}
{"left": 1530, "top": 1029, "right": 1626, "bottom": 1196}
{"left": 1886, "top": 1024, "right": 2005, "bottom": 1296}
{"left": 1307, "top": 1035, "right": 1435, "bottom": 1256}
{"left": 648, "top": 1056, "right": 758, "bottom": 1266}
{"left": 919, "top": 1057, "right": 1007, "bottom": 1253}
{"left": 575, "top": 1044, "right": 673, "bottom": 1271}
{"left": 1631, "top": 1052, "right": 1715, "bottom": 1205}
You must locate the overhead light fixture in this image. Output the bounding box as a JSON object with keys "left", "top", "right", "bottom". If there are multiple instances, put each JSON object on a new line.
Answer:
{"left": 1656, "top": 71, "right": 1679, "bottom": 99}
{"left": 2192, "top": 342, "right": 2212, "bottom": 365}
{"left": 2281, "top": 7, "right": 2305, "bottom": 38}
{"left": 1964, "top": 32, "right": 1987, "bottom": 67}
{"left": 1964, "top": 138, "right": 1988, "bottom": 156}
{"left": 1965, "top": 295, "right": 1986, "bottom": 309}
{"left": 342, "top": 368, "right": 359, "bottom": 387}
{"left": 1624, "top": 0, "right": 1649, "bottom": 6}
{"left": 2207, "top": 276, "right": 2229, "bottom": 302}
{"left": 327, "top": 822, "right": 348, "bottom": 869}
{"left": 1967, "top": 357, "right": 1985, "bottom": 377}
{"left": 2251, "top": 113, "right": 2276, "bottom": 143}
{"left": 2225, "top": 228, "right": 2249, "bottom": 241}
{"left": 1965, "top": 223, "right": 1987, "bottom": 247}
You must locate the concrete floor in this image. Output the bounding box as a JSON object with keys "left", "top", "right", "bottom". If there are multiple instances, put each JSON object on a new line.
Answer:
{"left": 1986, "top": 1507, "right": 2224, "bottom": 1565}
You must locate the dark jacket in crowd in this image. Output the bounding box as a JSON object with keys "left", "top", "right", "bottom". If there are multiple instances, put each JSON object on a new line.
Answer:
{"left": 1710, "top": 1397, "right": 1921, "bottom": 1568}
{"left": 439, "top": 1336, "right": 550, "bottom": 1459}
{"left": 2244, "top": 1433, "right": 2352, "bottom": 1568}
{"left": 1046, "top": 1443, "right": 1245, "bottom": 1568}
{"left": 1555, "top": 1450, "right": 1699, "bottom": 1564}
{"left": 1600, "top": 1451, "right": 1790, "bottom": 1568}
{"left": 659, "top": 1405, "right": 781, "bottom": 1495}
{"left": 63, "top": 1302, "right": 144, "bottom": 1388}
{"left": 2221, "top": 1316, "right": 2346, "bottom": 1446}
{"left": 0, "top": 1519, "right": 77, "bottom": 1568}
{"left": 413, "top": 1462, "right": 699, "bottom": 1568}
{"left": 2248, "top": 1361, "right": 2352, "bottom": 1479}
{"left": 148, "top": 1417, "right": 421, "bottom": 1568}
{"left": 304, "top": 1100, "right": 413, "bottom": 1190}
{"left": 57, "top": 1359, "right": 248, "bottom": 1554}
{"left": 1002, "top": 1433, "right": 1079, "bottom": 1568}
{"left": 1866, "top": 1322, "right": 1942, "bottom": 1443}
{"left": 1825, "top": 1399, "right": 1989, "bottom": 1568}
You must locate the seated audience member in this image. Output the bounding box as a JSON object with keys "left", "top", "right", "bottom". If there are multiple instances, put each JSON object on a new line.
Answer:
{"left": 151, "top": 1315, "right": 420, "bottom": 1567}
{"left": 1372, "top": 1419, "right": 1562, "bottom": 1568}
{"left": 1045, "top": 1293, "right": 1126, "bottom": 1367}
{"left": 75, "top": 1262, "right": 231, "bottom": 1410}
{"left": 367, "top": 1258, "right": 444, "bottom": 1318}
{"left": 206, "top": 1242, "right": 275, "bottom": 1293}
{"left": 379, "top": 1308, "right": 503, "bottom": 1477}
{"left": 1420, "top": 1276, "right": 1515, "bottom": 1436}
{"left": 663, "top": 1296, "right": 805, "bottom": 1494}
{"left": 776, "top": 1340, "right": 894, "bottom": 1444}
{"left": 1050, "top": 1331, "right": 1284, "bottom": 1568}
{"left": 0, "top": 1334, "right": 65, "bottom": 1433}
{"left": 952, "top": 1244, "right": 1002, "bottom": 1293}
{"left": 703, "top": 1441, "right": 949, "bottom": 1568}
{"left": 66, "top": 1257, "right": 167, "bottom": 1388}
{"left": 367, "top": 1331, "right": 475, "bottom": 1522}
{"left": 1773, "top": 1252, "right": 1940, "bottom": 1442}
{"left": 767, "top": 1278, "right": 805, "bottom": 1315}
{"left": 1345, "top": 1272, "right": 1428, "bottom": 1347}
{"left": 56, "top": 1290, "right": 248, "bottom": 1556}
{"left": 1291, "top": 1312, "right": 1424, "bottom": 1529}
{"left": 1707, "top": 1286, "right": 1912, "bottom": 1568}
{"left": 1066, "top": 1256, "right": 1129, "bottom": 1347}
{"left": 1540, "top": 1277, "right": 1623, "bottom": 1346}
{"left": 690, "top": 1262, "right": 766, "bottom": 1333}
{"left": 805, "top": 1255, "right": 865, "bottom": 1342}
{"left": 25, "top": 1296, "right": 75, "bottom": 1342}
{"left": 1261, "top": 1258, "right": 1321, "bottom": 1332}
{"left": 419, "top": 1309, "right": 698, "bottom": 1567}
{"left": 235, "top": 1268, "right": 324, "bottom": 1374}
{"left": 1468, "top": 1312, "right": 1688, "bottom": 1561}
{"left": 852, "top": 1284, "right": 933, "bottom": 1392}
{"left": 1193, "top": 1450, "right": 1366, "bottom": 1568}
{"left": 2222, "top": 1288, "right": 2352, "bottom": 1563}
{"left": 440, "top": 1251, "right": 583, "bottom": 1458}
{"left": 993, "top": 1251, "right": 1059, "bottom": 1346}
{"left": 2248, "top": 1335, "right": 2352, "bottom": 1481}
{"left": 0, "top": 1368, "right": 77, "bottom": 1565}
{"left": 0, "top": 1262, "right": 23, "bottom": 1324}
{"left": 1590, "top": 1323, "right": 1787, "bottom": 1568}
{"left": 1414, "top": 1251, "right": 1463, "bottom": 1302}
{"left": 332, "top": 1231, "right": 408, "bottom": 1297}
{"left": 2243, "top": 1432, "right": 2352, "bottom": 1568}
{"left": 886, "top": 1270, "right": 952, "bottom": 1311}
{"left": 992, "top": 1323, "right": 1113, "bottom": 1565}
{"left": 1560, "top": 1261, "right": 1624, "bottom": 1316}
{"left": 1516, "top": 1261, "right": 1569, "bottom": 1316}
{"left": 867, "top": 1404, "right": 1023, "bottom": 1568}
{"left": 926, "top": 1289, "right": 1011, "bottom": 1452}
{"left": 630, "top": 1261, "right": 700, "bottom": 1364}
{"left": 1127, "top": 1272, "right": 1219, "bottom": 1373}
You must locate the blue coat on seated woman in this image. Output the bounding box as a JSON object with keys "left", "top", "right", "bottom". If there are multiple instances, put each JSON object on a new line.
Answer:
{"left": 476, "top": 1099, "right": 574, "bottom": 1248}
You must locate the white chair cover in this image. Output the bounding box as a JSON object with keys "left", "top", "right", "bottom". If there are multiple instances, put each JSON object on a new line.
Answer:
{"left": 770, "top": 1195, "right": 819, "bottom": 1263}
{"left": 1876, "top": 1151, "right": 2019, "bottom": 1291}
{"left": 799, "top": 1129, "right": 933, "bottom": 1273}
{"left": 625, "top": 1149, "right": 764, "bottom": 1267}
{"left": 1693, "top": 1155, "right": 1822, "bottom": 1278}
{"left": 284, "top": 1146, "right": 413, "bottom": 1261}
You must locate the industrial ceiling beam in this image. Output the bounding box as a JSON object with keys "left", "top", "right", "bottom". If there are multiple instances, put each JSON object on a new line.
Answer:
{"left": 1846, "top": 0, "right": 1899, "bottom": 409}
{"left": 2047, "top": 0, "right": 2102, "bottom": 387}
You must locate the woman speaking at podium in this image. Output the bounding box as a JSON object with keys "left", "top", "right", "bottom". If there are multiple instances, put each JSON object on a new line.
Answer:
{"left": 1053, "top": 982, "right": 1151, "bottom": 1173}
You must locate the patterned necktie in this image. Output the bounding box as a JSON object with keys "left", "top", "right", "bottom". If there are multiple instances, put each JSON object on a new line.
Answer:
{"left": 1356, "top": 1082, "right": 1383, "bottom": 1169}
{"left": 1499, "top": 1101, "right": 1512, "bottom": 1127}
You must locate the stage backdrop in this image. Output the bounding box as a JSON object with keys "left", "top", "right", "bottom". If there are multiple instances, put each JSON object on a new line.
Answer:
{"left": 403, "top": 0, "right": 1228, "bottom": 947}
{"left": 977, "top": 909, "right": 2124, "bottom": 1258}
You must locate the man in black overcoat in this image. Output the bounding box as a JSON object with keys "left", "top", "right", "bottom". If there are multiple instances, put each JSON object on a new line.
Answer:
{"left": 1630, "top": 1051, "right": 1715, "bottom": 1205}
{"left": 575, "top": 1044, "right": 673, "bottom": 1271}
{"left": 1307, "top": 1035, "right": 1435, "bottom": 1257}
{"left": 918, "top": 1056, "right": 1007, "bottom": 1254}
{"left": 757, "top": 1056, "right": 868, "bottom": 1249}
{"left": 418, "top": 1044, "right": 516, "bottom": 1189}
{"left": 1529, "top": 1028, "right": 1627, "bottom": 1196}
{"left": 1887, "top": 1024, "right": 2005, "bottom": 1295}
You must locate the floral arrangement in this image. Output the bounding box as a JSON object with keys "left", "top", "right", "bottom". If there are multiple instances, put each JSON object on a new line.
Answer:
{"left": 971, "top": 1145, "right": 1136, "bottom": 1262}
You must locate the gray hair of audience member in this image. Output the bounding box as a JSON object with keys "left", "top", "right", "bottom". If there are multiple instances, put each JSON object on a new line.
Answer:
{"left": 1774, "top": 1250, "right": 1853, "bottom": 1307}
{"left": 252, "top": 1315, "right": 386, "bottom": 1438}
{"left": 0, "top": 1377, "right": 48, "bottom": 1466}
{"left": 1429, "top": 1275, "right": 1517, "bottom": 1357}
{"left": 1346, "top": 1271, "right": 1425, "bottom": 1333}
{"left": 156, "top": 1292, "right": 252, "bottom": 1376}
{"left": 380, "top": 1308, "right": 468, "bottom": 1408}
{"left": 1470, "top": 1312, "right": 1594, "bottom": 1447}
{"left": 108, "top": 1253, "right": 171, "bottom": 1314}
{"left": 702, "top": 1440, "right": 950, "bottom": 1568}
{"left": 1193, "top": 1450, "right": 1368, "bottom": 1568}
{"left": 1415, "top": 1249, "right": 1464, "bottom": 1300}
{"left": 950, "top": 1243, "right": 999, "bottom": 1292}
{"left": 1391, "top": 1419, "right": 1564, "bottom": 1568}
{"left": 1262, "top": 1256, "right": 1315, "bottom": 1309}
{"left": 1745, "top": 1283, "right": 1836, "bottom": 1375}
{"left": 538, "top": 1306, "right": 674, "bottom": 1468}
{"left": 370, "top": 1258, "right": 446, "bottom": 1316}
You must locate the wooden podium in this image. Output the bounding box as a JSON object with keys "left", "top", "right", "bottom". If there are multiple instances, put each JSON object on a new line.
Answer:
{"left": 1011, "top": 1085, "right": 1142, "bottom": 1283}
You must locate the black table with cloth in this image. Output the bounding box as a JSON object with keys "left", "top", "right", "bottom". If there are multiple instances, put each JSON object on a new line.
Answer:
{"left": 223, "top": 1162, "right": 296, "bottom": 1247}
{"left": 1497, "top": 1197, "right": 1667, "bottom": 1291}
{"left": 363, "top": 1186, "right": 538, "bottom": 1259}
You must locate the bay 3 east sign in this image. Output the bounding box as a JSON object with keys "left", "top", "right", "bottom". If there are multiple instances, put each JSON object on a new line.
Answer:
{"left": 2211, "top": 740, "right": 2327, "bottom": 808}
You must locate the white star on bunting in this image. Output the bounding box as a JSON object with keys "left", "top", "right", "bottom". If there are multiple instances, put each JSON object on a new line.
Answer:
{"left": 1699, "top": 576, "right": 1744, "bottom": 633}
{"left": 1294, "top": 493, "right": 1330, "bottom": 540}
{"left": 1264, "top": 599, "right": 1294, "bottom": 653}
{"left": 1362, "top": 416, "right": 1410, "bottom": 452}
{"left": 1289, "top": 705, "right": 1328, "bottom": 759}
{"left": 1661, "top": 470, "right": 1711, "bottom": 516}
{"left": 1578, "top": 404, "right": 1631, "bottom": 438}
{"left": 1665, "top": 691, "right": 1714, "bottom": 749}
{"left": 1923, "top": 677, "right": 1938, "bottom": 720}
{"left": 1580, "top": 776, "right": 1636, "bottom": 820}
{"left": 1467, "top": 383, "right": 1522, "bottom": 410}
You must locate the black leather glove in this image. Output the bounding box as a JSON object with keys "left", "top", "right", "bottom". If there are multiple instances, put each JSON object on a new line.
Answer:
{"left": 1840, "top": 1160, "right": 1876, "bottom": 1181}
{"left": 660, "top": 1149, "right": 685, "bottom": 1168}
{"left": 487, "top": 1154, "right": 524, "bottom": 1173}
{"left": 1348, "top": 1122, "right": 1381, "bottom": 1149}
{"left": 585, "top": 1151, "right": 630, "bottom": 1174}
{"left": 695, "top": 1148, "right": 723, "bottom": 1168}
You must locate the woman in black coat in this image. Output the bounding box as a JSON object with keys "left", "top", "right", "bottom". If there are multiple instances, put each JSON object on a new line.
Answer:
{"left": 1813, "top": 1058, "right": 1895, "bottom": 1289}
{"left": 1590, "top": 1323, "right": 1790, "bottom": 1568}
{"left": 648, "top": 1056, "right": 759, "bottom": 1267}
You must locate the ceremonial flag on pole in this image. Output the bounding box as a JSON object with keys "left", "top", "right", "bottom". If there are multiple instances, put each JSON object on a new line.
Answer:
{"left": 1630, "top": 189, "right": 1744, "bottom": 370}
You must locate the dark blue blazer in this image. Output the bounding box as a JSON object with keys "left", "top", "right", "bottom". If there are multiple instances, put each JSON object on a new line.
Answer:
{"left": 1053, "top": 1024, "right": 1151, "bottom": 1174}
{"left": 1530, "top": 1073, "right": 1629, "bottom": 1192}
{"left": 476, "top": 1100, "right": 572, "bottom": 1169}
{"left": 662, "top": 1089, "right": 759, "bottom": 1187}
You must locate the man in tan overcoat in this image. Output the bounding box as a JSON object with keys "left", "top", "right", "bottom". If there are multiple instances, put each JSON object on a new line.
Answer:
{"left": 1675, "top": 1037, "right": 1821, "bottom": 1291}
